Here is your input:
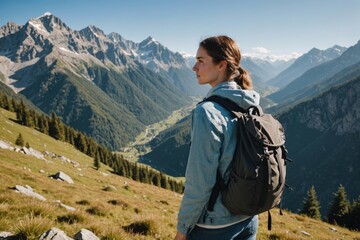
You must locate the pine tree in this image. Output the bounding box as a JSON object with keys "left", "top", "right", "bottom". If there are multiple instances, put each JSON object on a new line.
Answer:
{"left": 15, "top": 133, "right": 24, "bottom": 147}
{"left": 300, "top": 185, "right": 321, "bottom": 219}
{"left": 74, "top": 132, "right": 87, "bottom": 153}
{"left": 160, "top": 172, "right": 170, "bottom": 190}
{"left": 49, "top": 113, "right": 64, "bottom": 141}
{"left": 38, "top": 114, "right": 49, "bottom": 134}
{"left": 94, "top": 151, "right": 101, "bottom": 170}
{"left": 346, "top": 196, "right": 360, "bottom": 230}
{"left": 152, "top": 172, "right": 161, "bottom": 187}
{"left": 3, "top": 95, "right": 14, "bottom": 111}
{"left": 327, "top": 185, "right": 350, "bottom": 226}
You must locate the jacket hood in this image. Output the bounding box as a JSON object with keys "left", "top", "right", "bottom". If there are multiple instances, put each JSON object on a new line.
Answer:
{"left": 206, "top": 81, "right": 260, "bottom": 109}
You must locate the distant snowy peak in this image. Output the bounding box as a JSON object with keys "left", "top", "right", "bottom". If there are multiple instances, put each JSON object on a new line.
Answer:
{"left": 37, "top": 12, "right": 53, "bottom": 19}
{"left": 139, "top": 36, "right": 159, "bottom": 49}
{"left": 243, "top": 52, "right": 301, "bottom": 62}
{"left": 27, "top": 13, "right": 70, "bottom": 35}
{"left": 296, "top": 45, "right": 346, "bottom": 65}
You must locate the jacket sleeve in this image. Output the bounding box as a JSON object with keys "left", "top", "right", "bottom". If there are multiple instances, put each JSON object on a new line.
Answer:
{"left": 176, "top": 103, "right": 223, "bottom": 235}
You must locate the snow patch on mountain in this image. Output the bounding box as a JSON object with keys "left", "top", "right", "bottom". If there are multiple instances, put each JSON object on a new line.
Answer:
{"left": 37, "top": 12, "right": 53, "bottom": 19}
{"left": 28, "top": 21, "right": 49, "bottom": 34}
{"left": 59, "top": 47, "right": 79, "bottom": 55}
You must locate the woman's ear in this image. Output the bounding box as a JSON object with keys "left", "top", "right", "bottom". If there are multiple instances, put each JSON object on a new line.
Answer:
{"left": 218, "top": 60, "right": 227, "bottom": 72}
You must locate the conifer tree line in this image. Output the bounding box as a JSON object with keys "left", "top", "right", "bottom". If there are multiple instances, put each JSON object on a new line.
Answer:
{"left": 300, "top": 185, "right": 359, "bottom": 231}
{"left": 0, "top": 92, "right": 184, "bottom": 193}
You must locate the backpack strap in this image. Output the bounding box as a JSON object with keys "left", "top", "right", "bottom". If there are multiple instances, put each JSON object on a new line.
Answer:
{"left": 207, "top": 170, "right": 226, "bottom": 211}
{"left": 202, "top": 95, "right": 246, "bottom": 117}
{"left": 200, "top": 95, "right": 244, "bottom": 212}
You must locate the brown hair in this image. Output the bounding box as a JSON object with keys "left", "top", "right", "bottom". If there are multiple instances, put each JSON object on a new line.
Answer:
{"left": 199, "top": 35, "right": 252, "bottom": 90}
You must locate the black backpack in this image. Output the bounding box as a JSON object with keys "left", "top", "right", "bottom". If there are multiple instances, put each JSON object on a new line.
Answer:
{"left": 202, "top": 95, "right": 290, "bottom": 229}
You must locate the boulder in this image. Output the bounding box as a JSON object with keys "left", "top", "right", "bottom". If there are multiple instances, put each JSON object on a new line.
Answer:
{"left": 13, "top": 185, "right": 46, "bottom": 201}
{"left": 52, "top": 171, "right": 74, "bottom": 184}
{"left": 74, "top": 229, "right": 99, "bottom": 240}
{"left": 0, "top": 140, "right": 14, "bottom": 150}
{"left": 39, "top": 228, "right": 73, "bottom": 240}
{"left": 60, "top": 203, "right": 76, "bottom": 211}
{"left": 0, "top": 232, "right": 14, "bottom": 238}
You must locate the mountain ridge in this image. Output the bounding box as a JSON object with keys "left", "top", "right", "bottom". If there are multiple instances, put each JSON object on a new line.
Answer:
{"left": 0, "top": 13, "right": 201, "bottom": 149}
{"left": 267, "top": 45, "right": 347, "bottom": 89}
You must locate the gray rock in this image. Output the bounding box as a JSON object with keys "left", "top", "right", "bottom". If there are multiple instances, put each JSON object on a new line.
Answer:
{"left": 74, "top": 229, "right": 99, "bottom": 240}
{"left": 0, "top": 140, "right": 14, "bottom": 150}
{"left": 300, "top": 230, "right": 311, "bottom": 236}
{"left": 39, "top": 228, "right": 73, "bottom": 240}
{"left": 14, "top": 185, "right": 46, "bottom": 201}
{"left": 0, "top": 232, "right": 14, "bottom": 238}
{"left": 52, "top": 171, "right": 74, "bottom": 184}
{"left": 22, "top": 147, "right": 46, "bottom": 160}
{"left": 59, "top": 203, "right": 76, "bottom": 211}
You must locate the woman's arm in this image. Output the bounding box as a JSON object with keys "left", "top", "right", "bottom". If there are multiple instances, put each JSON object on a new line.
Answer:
{"left": 176, "top": 103, "right": 224, "bottom": 235}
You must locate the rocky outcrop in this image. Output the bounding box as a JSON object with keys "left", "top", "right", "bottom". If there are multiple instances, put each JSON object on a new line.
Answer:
{"left": 39, "top": 228, "right": 73, "bottom": 240}
{"left": 51, "top": 171, "right": 74, "bottom": 184}
{"left": 74, "top": 229, "right": 99, "bottom": 240}
{"left": 13, "top": 185, "right": 46, "bottom": 201}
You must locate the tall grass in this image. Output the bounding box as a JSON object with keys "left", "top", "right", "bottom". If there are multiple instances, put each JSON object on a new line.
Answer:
{"left": 12, "top": 213, "right": 53, "bottom": 240}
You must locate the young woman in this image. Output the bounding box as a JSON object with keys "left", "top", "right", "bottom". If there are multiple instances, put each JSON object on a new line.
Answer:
{"left": 175, "top": 36, "right": 260, "bottom": 240}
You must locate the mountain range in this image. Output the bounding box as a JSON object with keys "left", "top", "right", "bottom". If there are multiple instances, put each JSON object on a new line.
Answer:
{"left": 0, "top": 13, "right": 208, "bottom": 149}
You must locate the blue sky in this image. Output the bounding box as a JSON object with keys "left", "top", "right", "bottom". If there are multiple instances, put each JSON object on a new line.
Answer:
{"left": 0, "top": 0, "right": 359, "bottom": 59}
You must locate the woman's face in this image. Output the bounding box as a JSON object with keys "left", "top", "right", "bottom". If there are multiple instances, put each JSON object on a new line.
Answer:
{"left": 193, "top": 46, "right": 226, "bottom": 87}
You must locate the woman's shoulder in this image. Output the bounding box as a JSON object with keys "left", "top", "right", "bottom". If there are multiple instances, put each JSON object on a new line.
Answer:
{"left": 194, "top": 100, "right": 233, "bottom": 127}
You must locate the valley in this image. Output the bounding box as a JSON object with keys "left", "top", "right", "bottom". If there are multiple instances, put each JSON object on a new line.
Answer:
{"left": 116, "top": 98, "right": 199, "bottom": 162}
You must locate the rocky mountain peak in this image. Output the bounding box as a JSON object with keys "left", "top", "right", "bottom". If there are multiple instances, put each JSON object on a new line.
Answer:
{"left": 139, "top": 36, "right": 158, "bottom": 48}
{"left": 26, "top": 13, "right": 70, "bottom": 36}
{"left": 0, "top": 21, "right": 21, "bottom": 38}
{"left": 80, "top": 25, "right": 106, "bottom": 40}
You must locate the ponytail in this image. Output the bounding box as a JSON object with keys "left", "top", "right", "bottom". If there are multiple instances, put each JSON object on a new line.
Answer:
{"left": 234, "top": 67, "right": 253, "bottom": 90}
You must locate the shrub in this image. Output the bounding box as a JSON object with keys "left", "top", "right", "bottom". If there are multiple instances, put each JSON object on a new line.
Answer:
{"left": 159, "top": 200, "right": 169, "bottom": 205}
{"left": 86, "top": 205, "right": 107, "bottom": 216}
{"left": 102, "top": 185, "right": 116, "bottom": 192}
{"left": 107, "top": 199, "right": 129, "bottom": 210}
{"left": 122, "top": 219, "right": 158, "bottom": 236}
{"left": 101, "top": 227, "right": 127, "bottom": 240}
{"left": 57, "top": 212, "right": 85, "bottom": 224}
{"left": 76, "top": 199, "right": 90, "bottom": 205}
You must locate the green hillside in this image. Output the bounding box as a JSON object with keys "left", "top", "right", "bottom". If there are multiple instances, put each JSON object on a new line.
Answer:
{"left": 1, "top": 109, "right": 359, "bottom": 239}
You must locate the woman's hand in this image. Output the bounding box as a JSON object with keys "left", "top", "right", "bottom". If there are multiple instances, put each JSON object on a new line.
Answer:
{"left": 174, "top": 231, "right": 187, "bottom": 240}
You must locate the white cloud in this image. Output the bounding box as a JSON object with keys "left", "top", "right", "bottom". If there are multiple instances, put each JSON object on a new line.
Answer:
{"left": 244, "top": 47, "right": 303, "bottom": 62}
{"left": 252, "top": 47, "right": 270, "bottom": 54}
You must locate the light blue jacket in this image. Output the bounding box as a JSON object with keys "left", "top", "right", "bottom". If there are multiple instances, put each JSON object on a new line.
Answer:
{"left": 177, "top": 81, "right": 260, "bottom": 235}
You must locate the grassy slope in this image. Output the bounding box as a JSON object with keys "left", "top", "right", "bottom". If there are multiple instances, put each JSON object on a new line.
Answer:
{"left": 0, "top": 108, "right": 359, "bottom": 240}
